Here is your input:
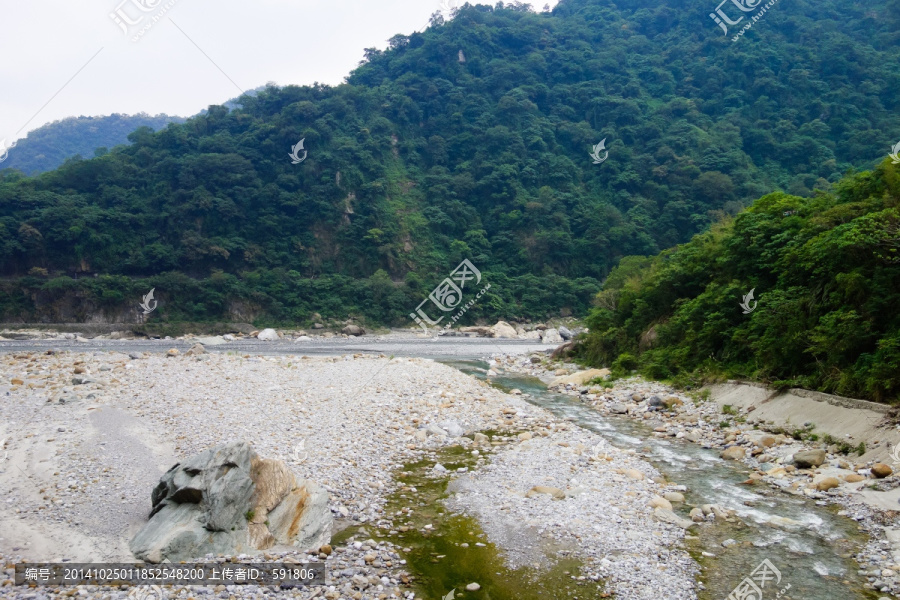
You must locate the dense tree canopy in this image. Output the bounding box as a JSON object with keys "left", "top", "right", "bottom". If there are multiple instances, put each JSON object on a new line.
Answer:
{"left": 1, "top": 0, "right": 898, "bottom": 325}
{"left": 580, "top": 161, "right": 900, "bottom": 403}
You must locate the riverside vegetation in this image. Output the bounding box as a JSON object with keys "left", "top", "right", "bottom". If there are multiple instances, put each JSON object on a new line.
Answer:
{"left": 2, "top": 0, "right": 899, "bottom": 327}
{"left": 579, "top": 161, "right": 900, "bottom": 404}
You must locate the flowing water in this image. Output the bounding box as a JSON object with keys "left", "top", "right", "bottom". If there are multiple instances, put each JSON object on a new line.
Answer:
{"left": 444, "top": 361, "right": 881, "bottom": 600}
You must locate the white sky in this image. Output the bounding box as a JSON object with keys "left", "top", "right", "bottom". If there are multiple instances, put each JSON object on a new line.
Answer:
{"left": 0, "top": 0, "right": 558, "bottom": 143}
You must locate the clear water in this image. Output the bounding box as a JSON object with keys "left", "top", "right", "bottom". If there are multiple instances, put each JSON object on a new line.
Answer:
{"left": 444, "top": 361, "right": 880, "bottom": 600}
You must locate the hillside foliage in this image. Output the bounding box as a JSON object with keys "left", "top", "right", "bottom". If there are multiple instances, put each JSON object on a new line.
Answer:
{"left": 1, "top": 0, "right": 899, "bottom": 325}
{"left": 580, "top": 161, "right": 900, "bottom": 403}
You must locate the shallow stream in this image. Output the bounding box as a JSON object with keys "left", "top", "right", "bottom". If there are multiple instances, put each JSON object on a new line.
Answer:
{"left": 444, "top": 361, "right": 881, "bottom": 600}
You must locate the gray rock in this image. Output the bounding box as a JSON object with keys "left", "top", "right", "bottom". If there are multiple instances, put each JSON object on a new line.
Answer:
{"left": 341, "top": 325, "right": 365, "bottom": 336}
{"left": 792, "top": 449, "right": 826, "bottom": 468}
{"left": 648, "top": 396, "right": 664, "bottom": 407}
{"left": 541, "top": 328, "right": 563, "bottom": 344}
{"left": 185, "top": 343, "right": 207, "bottom": 356}
{"left": 490, "top": 321, "right": 518, "bottom": 339}
{"left": 130, "top": 442, "right": 331, "bottom": 562}
{"left": 257, "top": 329, "right": 280, "bottom": 341}
{"left": 558, "top": 326, "right": 573, "bottom": 340}
{"left": 609, "top": 403, "right": 628, "bottom": 414}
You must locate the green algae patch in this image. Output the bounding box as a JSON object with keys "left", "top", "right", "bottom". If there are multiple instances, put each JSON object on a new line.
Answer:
{"left": 377, "top": 440, "right": 612, "bottom": 600}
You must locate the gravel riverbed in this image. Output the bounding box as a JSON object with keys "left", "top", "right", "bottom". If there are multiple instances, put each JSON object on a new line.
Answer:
{"left": 0, "top": 346, "right": 702, "bottom": 600}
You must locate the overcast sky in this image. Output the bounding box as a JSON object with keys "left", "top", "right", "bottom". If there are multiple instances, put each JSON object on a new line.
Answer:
{"left": 0, "top": 0, "right": 558, "bottom": 145}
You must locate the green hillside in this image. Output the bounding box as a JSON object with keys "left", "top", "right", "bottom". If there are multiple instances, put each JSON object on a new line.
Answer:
{"left": 579, "top": 161, "right": 900, "bottom": 403}
{"left": 1, "top": 0, "right": 899, "bottom": 325}
{"left": 2, "top": 114, "right": 184, "bottom": 176}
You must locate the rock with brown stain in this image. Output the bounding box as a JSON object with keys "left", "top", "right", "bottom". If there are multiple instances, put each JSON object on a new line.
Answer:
{"left": 815, "top": 477, "right": 840, "bottom": 492}
{"left": 720, "top": 446, "right": 746, "bottom": 461}
{"left": 871, "top": 463, "right": 893, "bottom": 478}
{"left": 130, "top": 441, "right": 331, "bottom": 563}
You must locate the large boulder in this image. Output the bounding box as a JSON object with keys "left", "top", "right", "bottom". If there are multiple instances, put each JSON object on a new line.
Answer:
{"left": 130, "top": 442, "right": 331, "bottom": 563}
{"left": 792, "top": 449, "right": 826, "bottom": 469}
{"left": 185, "top": 343, "right": 207, "bottom": 356}
{"left": 541, "top": 328, "right": 563, "bottom": 344}
{"left": 489, "top": 321, "right": 518, "bottom": 338}
{"left": 341, "top": 325, "right": 365, "bottom": 336}
{"left": 257, "top": 329, "right": 280, "bottom": 341}
{"left": 558, "top": 325, "right": 574, "bottom": 340}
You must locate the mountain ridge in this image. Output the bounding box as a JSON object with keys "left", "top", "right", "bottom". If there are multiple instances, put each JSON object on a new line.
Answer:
{"left": 1, "top": 0, "right": 898, "bottom": 325}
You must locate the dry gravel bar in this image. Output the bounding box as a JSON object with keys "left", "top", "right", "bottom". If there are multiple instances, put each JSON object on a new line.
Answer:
{"left": 1, "top": 349, "right": 699, "bottom": 599}
{"left": 446, "top": 426, "right": 697, "bottom": 600}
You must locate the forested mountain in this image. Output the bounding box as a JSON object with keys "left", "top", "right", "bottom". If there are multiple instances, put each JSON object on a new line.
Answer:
{"left": 1, "top": 0, "right": 899, "bottom": 325}
{"left": 1, "top": 114, "right": 184, "bottom": 175}
{"left": 580, "top": 161, "right": 900, "bottom": 403}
